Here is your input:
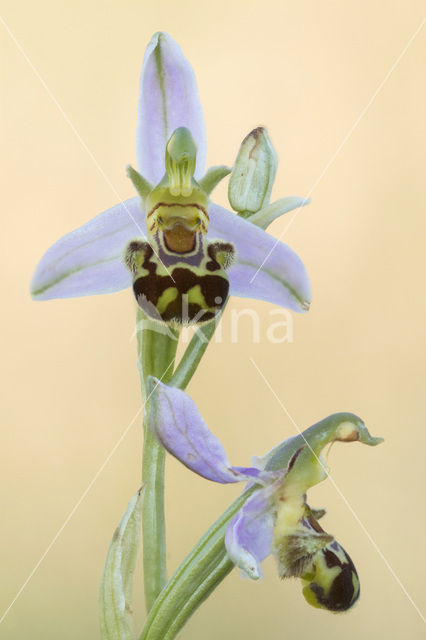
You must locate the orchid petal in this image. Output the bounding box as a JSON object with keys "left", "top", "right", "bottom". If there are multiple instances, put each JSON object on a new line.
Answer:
{"left": 149, "top": 380, "right": 260, "bottom": 484}
{"left": 208, "top": 203, "right": 311, "bottom": 312}
{"left": 136, "top": 32, "right": 207, "bottom": 185}
{"left": 225, "top": 484, "right": 277, "bottom": 579}
{"left": 30, "top": 198, "right": 145, "bottom": 300}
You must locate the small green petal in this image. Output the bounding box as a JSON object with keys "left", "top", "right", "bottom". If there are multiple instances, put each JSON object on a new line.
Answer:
{"left": 126, "top": 165, "right": 153, "bottom": 202}
{"left": 198, "top": 165, "right": 231, "bottom": 195}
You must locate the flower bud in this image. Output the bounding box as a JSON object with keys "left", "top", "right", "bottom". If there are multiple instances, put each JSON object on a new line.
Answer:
{"left": 228, "top": 127, "right": 277, "bottom": 216}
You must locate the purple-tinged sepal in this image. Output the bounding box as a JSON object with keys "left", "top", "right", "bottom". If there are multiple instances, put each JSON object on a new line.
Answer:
{"left": 225, "top": 481, "right": 280, "bottom": 579}
{"left": 30, "top": 198, "right": 145, "bottom": 301}
{"left": 148, "top": 380, "right": 262, "bottom": 483}
{"left": 136, "top": 32, "right": 207, "bottom": 185}
{"left": 208, "top": 203, "right": 311, "bottom": 312}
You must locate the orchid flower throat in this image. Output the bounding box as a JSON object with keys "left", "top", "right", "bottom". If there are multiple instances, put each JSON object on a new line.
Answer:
{"left": 125, "top": 127, "right": 235, "bottom": 325}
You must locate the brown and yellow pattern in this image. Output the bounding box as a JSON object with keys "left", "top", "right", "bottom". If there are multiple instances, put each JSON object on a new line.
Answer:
{"left": 125, "top": 236, "right": 235, "bottom": 324}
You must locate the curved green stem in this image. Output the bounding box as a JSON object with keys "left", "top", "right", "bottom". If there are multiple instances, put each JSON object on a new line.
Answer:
{"left": 163, "top": 556, "right": 233, "bottom": 640}
{"left": 138, "top": 487, "right": 255, "bottom": 640}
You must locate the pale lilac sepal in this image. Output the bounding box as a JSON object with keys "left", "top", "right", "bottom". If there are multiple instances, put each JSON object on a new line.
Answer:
{"left": 149, "top": 381, "right": 260, "bottom": 484}
{"left": 208, "top": 203, "right": 311, "bottom": 312}
{"left": 136, "top": 32, "right": 207, "bottom": 185}
{"left": 31, "top": 198, "right": 311, "bottom": 309}
{"left": 30, "top": 198, "right": 145, "bottom": 300}
{"left": 225, "top": 485, "right": 276, "bottom": 579}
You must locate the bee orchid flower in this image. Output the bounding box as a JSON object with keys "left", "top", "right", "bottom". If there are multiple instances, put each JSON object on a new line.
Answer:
{"left": 148, "top": 379, "right": 384, "bottom": 612}
{"left": 30, "top": 32, "right": 311, "bottom": 316}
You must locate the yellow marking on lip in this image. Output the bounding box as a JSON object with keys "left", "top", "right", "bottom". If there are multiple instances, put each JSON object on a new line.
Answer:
{"left": 156, "top": 287, "right": 179, "bottom": 314}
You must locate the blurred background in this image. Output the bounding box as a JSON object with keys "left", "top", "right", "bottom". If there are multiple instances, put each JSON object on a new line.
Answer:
{"left": 1, "top": 1, "right": 425, "bottom": 638}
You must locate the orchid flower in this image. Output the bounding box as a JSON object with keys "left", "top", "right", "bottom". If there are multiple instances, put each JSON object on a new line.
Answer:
{"left": 148, "top": 380, "right": 383, "bottom": 613}
{"left": 30, "top": 32, "right": 311, "bottom": 315}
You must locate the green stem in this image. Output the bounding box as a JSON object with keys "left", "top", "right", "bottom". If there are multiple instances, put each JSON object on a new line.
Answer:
{"left": 138, "top": 487, "right": 256, "bottom": 640}
{"left": 170, "top": 313, "right": 223, "bottom": 390}
{"left": 137, "top": 311, "right": 179, "bottom": 611}
{"left": 163, "top": 556, "right": 233, "bottom": 640}
{"left": 137, "top": 307, "right": 224, "bottom": 619}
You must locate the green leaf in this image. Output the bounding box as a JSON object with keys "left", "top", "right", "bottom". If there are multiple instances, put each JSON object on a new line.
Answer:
{"left": 99, "top": 486, "right": 145, "bottom": 640}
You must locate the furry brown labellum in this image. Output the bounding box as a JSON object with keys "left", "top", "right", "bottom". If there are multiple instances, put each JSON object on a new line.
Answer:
{"left": 124, "top": 234, "right": 235, "bottom": 325}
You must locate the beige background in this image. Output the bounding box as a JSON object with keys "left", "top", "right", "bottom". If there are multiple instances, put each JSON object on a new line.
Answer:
{"left": 1, "top": 1, "right": 425, "bottom": 638}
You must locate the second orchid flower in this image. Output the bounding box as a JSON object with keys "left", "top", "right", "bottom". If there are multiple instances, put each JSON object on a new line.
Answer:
{"left": 148, "top": 379, "right": 383, "bottom": 612}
